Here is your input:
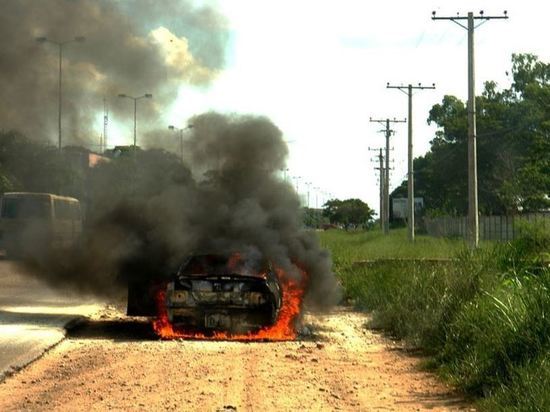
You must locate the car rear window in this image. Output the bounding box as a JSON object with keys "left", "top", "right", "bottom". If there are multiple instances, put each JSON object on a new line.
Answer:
{"left": 181, "top": 255, "right": 267, "bottom": 276}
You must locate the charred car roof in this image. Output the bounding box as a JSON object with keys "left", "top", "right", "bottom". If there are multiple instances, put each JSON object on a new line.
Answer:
{"left": 177, "top": 254, "right": 271, "bottom": 278}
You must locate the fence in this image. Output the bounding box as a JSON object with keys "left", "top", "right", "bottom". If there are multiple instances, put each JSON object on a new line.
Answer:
{"left": 423, "top": 213, "right": 550, "bottom": 241}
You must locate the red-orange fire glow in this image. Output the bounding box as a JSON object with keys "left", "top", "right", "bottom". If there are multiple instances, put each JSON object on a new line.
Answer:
{"left": 152, "top": 267, "right": 306, "bottom": 341}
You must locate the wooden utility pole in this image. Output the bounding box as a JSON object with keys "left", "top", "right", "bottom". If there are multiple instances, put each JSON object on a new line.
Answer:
{"left": 370, "top": 118, "right": 405, "bottom": 234}
{"left": 386, "top": 83, "right": 435, "bottom": 242}
{"left": 432, "top": 10, "right": 508, "bottom": 247}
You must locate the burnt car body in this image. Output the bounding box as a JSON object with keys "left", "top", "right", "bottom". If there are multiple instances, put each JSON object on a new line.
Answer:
{"left": 128, "top": 254, "right": 282, "bottom": 333}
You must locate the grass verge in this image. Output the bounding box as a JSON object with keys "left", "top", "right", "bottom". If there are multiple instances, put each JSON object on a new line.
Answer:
{"left": 320, "top": 226, "right": 550, "bottom": 411}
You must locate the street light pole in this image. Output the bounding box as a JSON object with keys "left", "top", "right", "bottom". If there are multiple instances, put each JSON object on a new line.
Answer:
{"left": 118, "top": 93, "right": 153, "bottom": 152}
{"left": 314, "top": 187, "right": 320, "bottom": 208}
{"left": 168, "top": 124, "right": 193, "bottom": 161}
{"left": 36, "top": 36, "right": 85, "bottom": 151}
{"left": 58, "top": 45, "right": 62, "bottom": 151}
{"left": 133, "top": 98, "right": 137, "bottom": 148}
{"left": 292, "top": 176, "right": 302, "bottom": 194}
{"left": 281, "top": 168, "right": 289, "bottom": 182}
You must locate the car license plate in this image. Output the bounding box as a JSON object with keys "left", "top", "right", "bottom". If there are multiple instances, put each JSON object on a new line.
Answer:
{"left": 205, "top": 313, "right": 231, "bottom": 329}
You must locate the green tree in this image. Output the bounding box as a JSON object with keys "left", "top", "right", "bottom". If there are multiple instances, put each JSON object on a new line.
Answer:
{"left": 322, "top": 198, "right": 374, "bottom": 228}
{"left": 392, "top": 54, "right": 550, "bottom": 215}
{"left": 0, "top": 130, "right": 78, "bottom": 196}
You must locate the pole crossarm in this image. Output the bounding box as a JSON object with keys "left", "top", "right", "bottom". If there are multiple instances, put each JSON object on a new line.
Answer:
{"left": 431, "top": 12, "right": 509, "bottom": 21}
{"left": 432, "top": 11, "right": 508, "bottom": 29}
{"left": 387, "top": 83, "right": 436, "bottom": 93}
{"left": 369, "top": 118, "right": 406, "bottom": 126}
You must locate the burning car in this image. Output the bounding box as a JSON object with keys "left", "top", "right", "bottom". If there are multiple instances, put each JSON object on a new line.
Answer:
{"left": 163, "top": 254, "right": 282, "bottom": 333}
{"left": 128, "top": 253, "right": 286, "bottom": 336}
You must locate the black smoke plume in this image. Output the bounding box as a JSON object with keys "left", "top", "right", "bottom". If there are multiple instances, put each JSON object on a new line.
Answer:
{"left": 0, "top": 0, "right": 228, "bottom": 146}
{"left": 24, "top": 113, "right": 341, "bottom": 310}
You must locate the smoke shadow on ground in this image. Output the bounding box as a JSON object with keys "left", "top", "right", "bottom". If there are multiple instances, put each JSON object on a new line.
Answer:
{"left": 67, "top": 319, "right": 158, "bottom": 342}
{"left": 0, "top": 310, "right": 82, "bottom": 327}
{"left": 67, "top": 318, "right": 328, "bottom": 343}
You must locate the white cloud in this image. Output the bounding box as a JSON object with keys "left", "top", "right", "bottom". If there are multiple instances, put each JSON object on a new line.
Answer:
{"left": 149, "top": 26, "right": 218, "bottom": 85}
{"left": 166, "top": 0, "right": 550, "bottom": 213}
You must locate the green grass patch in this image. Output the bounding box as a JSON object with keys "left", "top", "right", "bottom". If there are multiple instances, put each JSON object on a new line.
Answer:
{"left": 319, "top": 228, "right": 468, "bottom": 266}
{"left": 320, "top": 226, "right": 550, "bottom": 411}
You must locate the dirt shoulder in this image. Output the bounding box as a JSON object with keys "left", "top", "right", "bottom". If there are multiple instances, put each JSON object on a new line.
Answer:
{"left": 0, "top": 307, "right": 473, "bottom": 411}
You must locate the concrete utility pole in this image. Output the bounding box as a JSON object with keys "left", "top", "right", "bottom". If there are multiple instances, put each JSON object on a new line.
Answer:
{"left": 378, "top": 149, "right": 384, "bottom": 230}
{"left": 369, "top": 147, "right": 385, "bottom": 230}
{"left": 387, "top": 82, "right": 436, "bottom": 242}
{"left": 432, "top": 10, "right": 508, "bottom": 247}
{"left": 370, "top": 118, "right": 405, "bottom": 234}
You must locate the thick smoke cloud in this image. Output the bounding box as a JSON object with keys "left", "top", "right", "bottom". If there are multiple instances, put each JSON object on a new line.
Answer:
{"left": 0, "top": 0, "right": 228, "bottom": 146}
{"left": 25, "top": 113, "right": 341, "bottom": 310}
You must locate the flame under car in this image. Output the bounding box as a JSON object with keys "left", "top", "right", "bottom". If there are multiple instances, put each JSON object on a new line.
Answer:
{"left": 129, "top": 254, "right": 283, "bottom": 334}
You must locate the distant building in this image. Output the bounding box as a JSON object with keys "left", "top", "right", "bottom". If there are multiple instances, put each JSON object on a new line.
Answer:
{"left": 392, "top": 197, "right": 424, "bottom": 219}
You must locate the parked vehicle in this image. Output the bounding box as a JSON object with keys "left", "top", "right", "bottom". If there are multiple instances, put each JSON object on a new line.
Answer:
{"left": 0, "top": 192, "right": 82, "bottom": 258}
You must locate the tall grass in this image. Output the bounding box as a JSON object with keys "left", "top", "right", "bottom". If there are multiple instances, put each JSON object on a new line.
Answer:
{"left": 320, "top": 226, "right": 550, "bottom": 411}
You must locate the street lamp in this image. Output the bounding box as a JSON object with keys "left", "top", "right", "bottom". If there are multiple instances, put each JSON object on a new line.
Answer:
{"left": 36, "top": 35, "right": 85, "bottom": 151}
{"left": 314, "top": 187, "right": 321, "bottom": 208}
{"left": 306, "top": 182, "right": 312, "bottom": 208}
{"left": 168, "top": 124, "right": 193, "bottom": 161}
{"left": 291, "top": 176, "right": 302, "bottom": 193}
{"left": 118, "top": 93, "right": 152, "bottom": 149}
{"left": 280, "top": 168, "right": 289, "bottom": 182}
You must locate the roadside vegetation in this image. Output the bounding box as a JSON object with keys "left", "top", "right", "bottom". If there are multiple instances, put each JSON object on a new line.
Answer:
{"left": 320, "top": 227, "right": 550, "bottom": 411}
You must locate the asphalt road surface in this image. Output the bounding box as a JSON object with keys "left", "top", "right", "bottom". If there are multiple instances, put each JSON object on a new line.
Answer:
{"left": 0, "top": 260, "right": 102, "bottom": 380}
{"left": 0, "top": 306, "right": 473, "bottom": 411}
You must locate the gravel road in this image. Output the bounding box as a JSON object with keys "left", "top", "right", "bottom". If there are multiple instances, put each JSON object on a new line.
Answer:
{"left": 0, "top": 307, "right": 473, "bottom": 411}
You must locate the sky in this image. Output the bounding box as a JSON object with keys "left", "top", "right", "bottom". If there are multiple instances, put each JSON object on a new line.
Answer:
{"left": 112, "top": 0, "right": 550, "bottom": 216}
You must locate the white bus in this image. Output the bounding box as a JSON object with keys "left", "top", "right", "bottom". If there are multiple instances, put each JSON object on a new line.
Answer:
{"left": 0, "top": 192, "right": 82, "bottom": 258}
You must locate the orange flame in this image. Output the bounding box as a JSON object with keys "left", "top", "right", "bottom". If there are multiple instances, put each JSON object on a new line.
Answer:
{"left": 152, "top": 267, "right": 306, "bottom": 341}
